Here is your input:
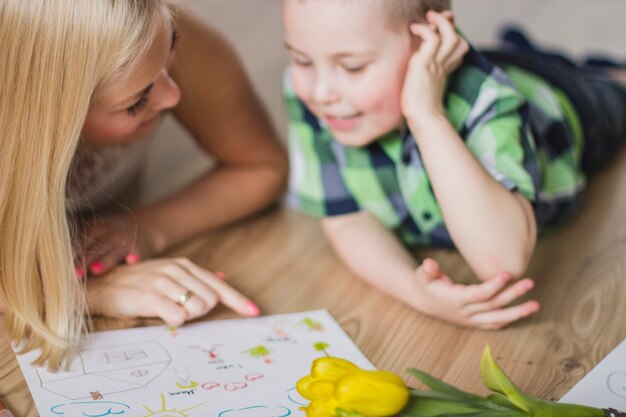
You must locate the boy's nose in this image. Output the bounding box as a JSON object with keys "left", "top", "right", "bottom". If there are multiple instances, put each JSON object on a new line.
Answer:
{"left": 313, "top": 74, "right": 340, "bottom": 105}
{"left": 150, "top": 69, "right": 181, "bottom": 111}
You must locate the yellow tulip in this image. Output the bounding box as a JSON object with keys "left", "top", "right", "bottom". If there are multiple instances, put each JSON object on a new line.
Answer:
{"left": 297, "top": 357, "right": 410, "bottom": 417}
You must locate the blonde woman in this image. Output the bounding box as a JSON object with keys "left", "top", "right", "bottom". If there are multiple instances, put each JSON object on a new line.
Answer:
{"left": 0, "top": 0, "right": 287, "bottom": 369}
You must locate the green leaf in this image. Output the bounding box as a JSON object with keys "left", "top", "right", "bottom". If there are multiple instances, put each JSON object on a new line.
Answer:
{"left": 408, "top": 369, "right": 511, "bottom": 411}
{"left": 480, "top": 345, "right": 531, "bottom": 412}
{"left": 486, "top": 393, "right": 523, "bottom": 410}
{"left": 480, "top": 347, "right": 604, "bottom": 417}
{"left": 398, "top": 395, "right": 481, "bottom": 417}
{"left": 408, "top": 369, "right": 486, "bottom": 404}
{"left": 434, "top": 411, "right": 526, "bottom": 417}
{"left": 521, "top": 395, "right": 605, "bottom": 417}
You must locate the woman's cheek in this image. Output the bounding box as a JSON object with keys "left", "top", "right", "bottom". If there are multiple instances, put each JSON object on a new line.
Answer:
{"left": 82, "top": 114, "right": 143, "bottom": 144}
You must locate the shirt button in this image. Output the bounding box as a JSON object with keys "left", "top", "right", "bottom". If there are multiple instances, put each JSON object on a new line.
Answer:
{"left": 423, "top": 212, "right": 432, "bottom": 220}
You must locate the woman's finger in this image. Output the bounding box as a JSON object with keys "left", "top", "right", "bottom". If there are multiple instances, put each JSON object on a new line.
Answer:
{"left": 143, "top": 292, "right": 188, "bottom": 327}
{"left": 154, "top": 263, "right": 221, "bottom": 317}
{"left": 174, "top": 258, "right": 259, "bottom": 317}
{"left": 88, "top": 244, "right": 133, "bottom": 275}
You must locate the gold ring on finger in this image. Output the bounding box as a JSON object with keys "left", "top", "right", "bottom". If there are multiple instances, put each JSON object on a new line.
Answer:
{"left": 176, "top": 289, "right": 194, "bottom": 307}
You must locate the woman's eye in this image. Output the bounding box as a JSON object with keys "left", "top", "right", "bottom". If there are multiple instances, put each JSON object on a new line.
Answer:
{"left": 126, "top": 94, "right": 150, "bottom": 116}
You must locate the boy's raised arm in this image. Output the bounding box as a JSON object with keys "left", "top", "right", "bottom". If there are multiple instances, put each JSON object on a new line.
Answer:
{"left": 402, "top": 11, "right": 537, "bottom": 281}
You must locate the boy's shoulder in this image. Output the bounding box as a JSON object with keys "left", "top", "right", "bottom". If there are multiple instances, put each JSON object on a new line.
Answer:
{"left": 447, "top": 47, "right": 523, "bottom": 103}
{"left": 444, "top": 47, "right": 527, "bottom": 131}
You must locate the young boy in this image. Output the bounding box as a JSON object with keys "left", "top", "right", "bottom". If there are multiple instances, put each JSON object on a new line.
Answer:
{"left": 282, "top": 0, "right": 626, "bottom": 328}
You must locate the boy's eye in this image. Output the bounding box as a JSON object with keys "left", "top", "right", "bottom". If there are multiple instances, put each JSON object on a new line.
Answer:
{"left": 291, "top": 57, "right": 313, "bottom": 67}
{"left": 343, "top": 64, "right": 367, "bottom": 73}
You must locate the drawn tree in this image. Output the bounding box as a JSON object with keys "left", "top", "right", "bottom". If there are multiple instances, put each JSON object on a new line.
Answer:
{"left": 298, "top": 318, "right": 324, "bottom": 332}
{"left": 314, "top": 342, "right": 330, "bottom": 357}
{"left": 242, "top": 345, "right": 273, "bottom": 364}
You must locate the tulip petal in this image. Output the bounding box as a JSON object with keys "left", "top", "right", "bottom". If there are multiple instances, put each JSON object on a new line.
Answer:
{"left": 312, "top": 357, "right": 361, "bottom": 382}
{"left": 480, "top": 346, "right": 530, "bottom": 412}
{"left": 305, "top": 398, "right": 341, "bottom": 417}
{"left": 334, "top": 371, "right": 409, "bottom": 416}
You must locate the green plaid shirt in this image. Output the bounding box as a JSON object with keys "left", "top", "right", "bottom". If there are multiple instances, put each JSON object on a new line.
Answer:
{"left": 285, "top": 49, "right": 586, "bottom": 247}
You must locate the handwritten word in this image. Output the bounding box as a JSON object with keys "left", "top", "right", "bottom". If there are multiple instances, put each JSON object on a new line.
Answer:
{"left": 215, "top": 364, "right": 243, "bottom": 371}
{"left": 168, "top": 389, "right": 197, "bottom": 396}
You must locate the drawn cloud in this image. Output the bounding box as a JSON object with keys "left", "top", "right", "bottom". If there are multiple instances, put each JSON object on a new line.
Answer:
{"left": 286, "top": 387, "right": 308, "bottom": 406}
{"left": 608, "top": 372, "right": 626, "bottom": 400}
{"left": 218, "top": 405, "right": 292, "bottom": 417}
{"left": 50, "top": 401, "right": 131, "bottom": 416}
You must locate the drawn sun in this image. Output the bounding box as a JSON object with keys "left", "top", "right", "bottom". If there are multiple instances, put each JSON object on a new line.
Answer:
{"left": 142, "top": 394, "right": 206, "bottom": 417}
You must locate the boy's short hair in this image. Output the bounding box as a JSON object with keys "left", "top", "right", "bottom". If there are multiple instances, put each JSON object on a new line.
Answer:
{"left": 385, "top": 0, "right": 452, "bottom": 25}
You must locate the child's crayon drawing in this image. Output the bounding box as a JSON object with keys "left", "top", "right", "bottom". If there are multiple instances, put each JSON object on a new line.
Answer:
{"left": 313, "top": 342, "right": 330, "bottom": 357}
{"left": 297, "top": 318, "right": 324, "bottom": 332}
{"left": 242, "top": 345, "right": 273, "bottom": 364}
{"left": 15, "top": 310, "right": 373, "bottom": 416}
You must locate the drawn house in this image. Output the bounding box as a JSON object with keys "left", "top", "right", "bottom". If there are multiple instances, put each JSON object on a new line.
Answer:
{"left": 36, "top": 341, "right": 171, "bottom": 400}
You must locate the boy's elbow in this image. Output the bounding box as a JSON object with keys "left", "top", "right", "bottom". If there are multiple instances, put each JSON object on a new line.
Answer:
{"left": 475, "top": 237, "right": 536, "bottom": 281}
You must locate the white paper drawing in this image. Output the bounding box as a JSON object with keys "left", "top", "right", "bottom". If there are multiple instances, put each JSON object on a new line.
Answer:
{"left": 15, "top": 310, "right": 373, "bottom": 417}
{"left": 560, "top": 337, "right": 626, "bottom": 410}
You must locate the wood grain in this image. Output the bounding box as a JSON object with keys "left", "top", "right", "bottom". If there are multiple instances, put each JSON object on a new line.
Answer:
{"left": 2, "top": 156, "right": 626, "bottom": 416}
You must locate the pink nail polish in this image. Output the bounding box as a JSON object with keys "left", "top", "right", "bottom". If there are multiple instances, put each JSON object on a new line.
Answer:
{"left": 89, "top": 262, "right": 104, "bottom": 274}
{"left": 125, "top": 252, "right": 140, "bottom": 265}
{"left": 214, "top": 271, "right": 226, "bottom": 280}
{"left": 75, "top": 266, "right": 84, "bottom": 280}
{"left": 246, "top": 301, "right": 260, "bottom": 316}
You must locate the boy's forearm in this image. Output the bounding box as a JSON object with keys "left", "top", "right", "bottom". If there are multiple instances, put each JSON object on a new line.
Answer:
{"left": 408, "top": 115, "right": 536, "bottom": 280}
{"left": 321, "top": 211, "right": 419, "bottom": 304}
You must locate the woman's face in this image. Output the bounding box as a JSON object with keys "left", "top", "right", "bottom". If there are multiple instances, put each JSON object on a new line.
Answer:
{"left": 81, "top": 12, "right": 181, "bottom": 145}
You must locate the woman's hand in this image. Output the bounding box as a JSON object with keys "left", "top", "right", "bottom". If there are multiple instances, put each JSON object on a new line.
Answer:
{"left": 74, "top": 213, "right": 164, "bottom": 277}
{"left": 409, "top": 258, "right": 540, "bottom": 329}
{"left": 401, "top": 10, "right": 469, "bottom": 125}
{"left": 85, "top": 257, "right": 259, "bottom": 326}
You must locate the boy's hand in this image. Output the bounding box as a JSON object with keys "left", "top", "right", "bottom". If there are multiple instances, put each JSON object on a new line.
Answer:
{"left": 86, "top": 257, "right": 259, "bottom": 326}
{"left": 74, "top": 214, "right": 163, "bottom": 278}
{"left": 410, "top": 258, "right": 540, "bottom": 329}
{"left": 401, "top": 10, "right": 469, "bottom": 125}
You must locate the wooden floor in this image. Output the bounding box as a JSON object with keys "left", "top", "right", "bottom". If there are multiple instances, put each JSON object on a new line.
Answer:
{"left": 2, "top": 150, "right": 626, "bottom": 416}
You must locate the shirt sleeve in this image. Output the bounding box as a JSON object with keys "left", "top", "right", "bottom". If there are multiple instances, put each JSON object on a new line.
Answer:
{"left": 449, "top": 64, "right": 540, "bottom": 202}
{"left": 283, "top": 75, "right": 360, "bottom": 217}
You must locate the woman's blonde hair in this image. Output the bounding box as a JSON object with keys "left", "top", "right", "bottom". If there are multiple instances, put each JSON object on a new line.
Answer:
{"left": 0, "top": 0, "right": 168, "bottom": 369}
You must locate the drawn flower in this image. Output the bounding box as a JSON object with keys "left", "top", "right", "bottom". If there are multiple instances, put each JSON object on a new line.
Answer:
{"left": 296, "top": 357, "right": 409, "bottom": 417}
{"left": 297, "top": 348, "right": 626, "bottom": 417}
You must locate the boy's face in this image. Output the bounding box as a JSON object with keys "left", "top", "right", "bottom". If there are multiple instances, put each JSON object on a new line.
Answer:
{"left": 284, "top": 0, "right": 414, "bottom": 147}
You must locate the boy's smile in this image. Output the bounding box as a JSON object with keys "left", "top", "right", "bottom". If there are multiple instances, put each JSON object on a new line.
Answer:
{"left": 324, "top": 112, "right": 364, "bottom": 131}
{"left": 283, "top": 0, "right": 415, "bottom": 147}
